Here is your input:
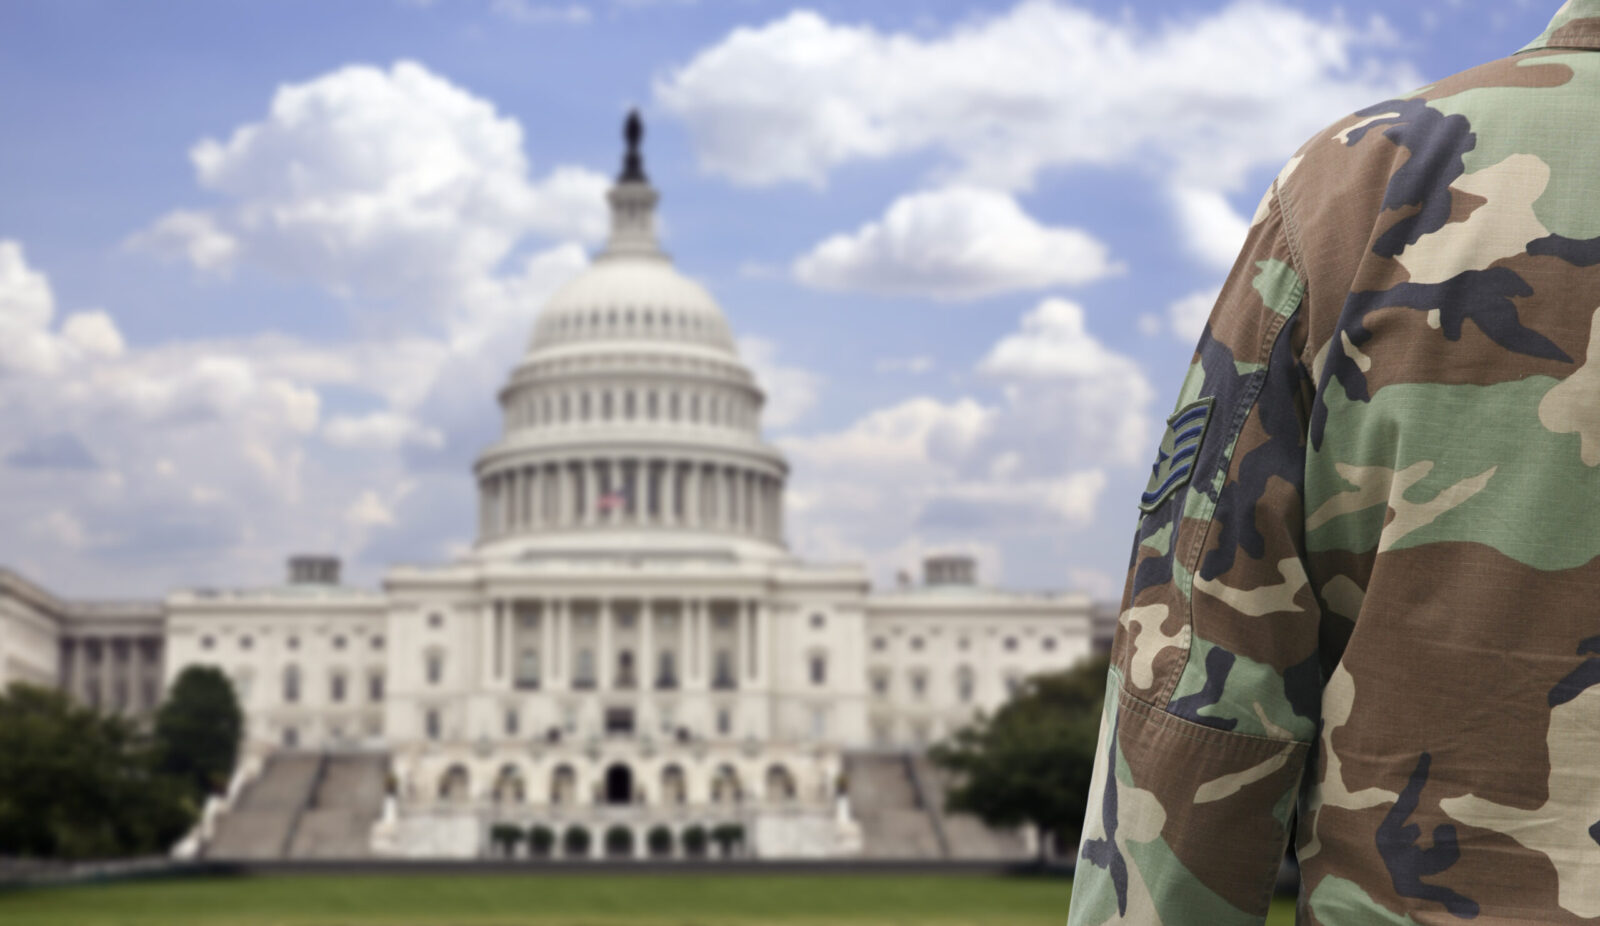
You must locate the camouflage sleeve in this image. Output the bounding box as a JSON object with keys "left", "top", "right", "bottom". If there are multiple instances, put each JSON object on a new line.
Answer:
{"left": 1068, "top": 174, "right": 1318, "bottom": 925}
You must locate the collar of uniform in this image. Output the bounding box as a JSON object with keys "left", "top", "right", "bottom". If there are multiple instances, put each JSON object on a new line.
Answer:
{"left": 1520, "top": 0, "right": 1600, "bottom": 53}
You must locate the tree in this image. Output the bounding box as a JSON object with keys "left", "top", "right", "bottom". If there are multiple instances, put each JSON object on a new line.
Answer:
{"left": 0, "top": 683, "right": 194, "bottom": 859}
{"left": 681, "top": 824, "right": 708, "bottom": 858}
{"left": 929, "top": 653, "right": 1108, "bottom": 859}
{"left": 562, "top": 825, "right": 591, "bottom": 858}
{"left": 604, "top": 825, "right": 634, "bottom": 858}
{"left": 489, "top": 823, "right": 524, "bottom": 857}
{"left": 646, "top": 825, "right": 673, "bottom": 858}
{"left": 527, "top": 824, "right": 555, "bottom": 858}
{"left": 710, "top": 823, "right": 744, "bottom": 858}
{"left": 153, "top": 666, "right": 243, "bottom": 801}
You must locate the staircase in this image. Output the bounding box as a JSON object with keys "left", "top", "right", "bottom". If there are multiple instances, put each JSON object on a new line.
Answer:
{"left": 910, "top": 755, "right": 1030, "bottom": 859}
{"left": 205, "top": 752, "right": 388, "bottom": 859}
{"left": 288, "top": 754, "right": 388, "bottom": 858}
{"left": 844, "top": 753, "right": 943, "bottom": 858}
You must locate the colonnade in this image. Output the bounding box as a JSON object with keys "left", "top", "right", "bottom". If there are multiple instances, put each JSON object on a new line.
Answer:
{"left": 479, "top": 459, "right": 783, "bottom": 542}
{"left": 478, "top": 597, "right": 768, "bottom": 694}
{"left": 58, "top": 635, "right": 164, "bottom": 714}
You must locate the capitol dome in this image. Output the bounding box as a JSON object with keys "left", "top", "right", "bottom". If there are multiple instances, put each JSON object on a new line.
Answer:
{"left": 472, "top": 113, "right": 789, "bottom": 560}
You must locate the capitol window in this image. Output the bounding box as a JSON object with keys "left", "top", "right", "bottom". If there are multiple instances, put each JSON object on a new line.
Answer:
{"left": 957, "top": 666, "right": 975, "bottom": 703}
{"left": 288, "top": 635, "right": 299, "bottom": 650}
{"left": 690, "top": 394, "right": 701, "bottom": 422}
{"left": 330, "top": 672, "right": 346, "bottom": 703}
{"left": 911, "top": 671, "right": 928, "bottom": 699}
{"left": 201, "top": 635, "right": 214, "bottom": 650}
{"left": 1004, "top": 637, "right": 1018, "bottom": 652}
{"left": 372, "top": 635, "right": 384, "bottom": 651}
{"left": 716, "top": 707, "right": 732, "bottom": 736}
{"left": 957, "top": 637, "right": 970, "bottom": 651}
{"left": 283, "top": 665, "right": 301, "bottom": 703}
{"left": 624, "top": 391, "right": 635, "bottom": 419}
{"left": 810, "top": 612, "right": 826, "bottom": 629}
{"left": 504, "top": 708, "right": 519, "bottom": 737}
{"left": 426, "top": 649, "right": 444, "bottom": 685}
{"left": 647, "top": 391, "right": 658, "bottom": 420}
{"left": 872, "top": 637, "right": 886, "bottom": 652}
{"left": 911, "top": 637, "right": 924, "bottom": 651}
{"left": 871, "top": 670, "right": 889, "bottom": 697}
{"left": 369, "top": 671, "right": 384, "bottom": 701}
{"left": 809, "top": 652, "right": 827, "bottom": 686}
{"left": 669, "top": 393, "right": 680, "bottom": 420}
{"left": 240, "top": 635, "right": 253, "bottom": 650}
{"left": 561, "top": 394, "right": 571, "bottom": 422}
{"left": 602, "top": 392, "right": 614, "bottom": 420}
{"left": 1043, "top": 636, "right": 1057, "bottom": 651}
{"left": 333, "top": 635, "right": 347, "bottom": 650}
{"left": 425, "top": 709, "right": 441, "bottom": 741}
{"left": 581, "top": 393, "right": 591, "bottom": 420}
{"left": 428, "top": 612, "right": 443, "bottom": 629}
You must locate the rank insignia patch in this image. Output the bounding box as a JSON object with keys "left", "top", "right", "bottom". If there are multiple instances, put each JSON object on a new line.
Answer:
{"left": 1139, "top": 397, "right": 1214, "bottom": 513}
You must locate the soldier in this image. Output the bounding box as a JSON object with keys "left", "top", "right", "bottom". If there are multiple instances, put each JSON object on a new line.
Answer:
{"left": 1068, "top": 2, "right": 1600, "bottom": 923}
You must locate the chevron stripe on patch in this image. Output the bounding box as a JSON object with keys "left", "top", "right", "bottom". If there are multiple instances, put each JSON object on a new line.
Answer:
{"left": 1139, "top": 397, "right": 1214, "bottom": 513}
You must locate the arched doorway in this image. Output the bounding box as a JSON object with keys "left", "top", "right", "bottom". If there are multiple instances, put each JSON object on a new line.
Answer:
{"left": 605, "top": 763, "right": 634, "bottom": 805}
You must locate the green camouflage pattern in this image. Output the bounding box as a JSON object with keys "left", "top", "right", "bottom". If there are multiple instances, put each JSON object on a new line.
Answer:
{"left": 1069, "top": 3, "right": 1600, "bottom": 923}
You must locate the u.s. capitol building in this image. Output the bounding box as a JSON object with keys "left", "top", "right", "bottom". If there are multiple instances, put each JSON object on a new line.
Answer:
{"left": 0, "top": 116, "right": 1097, "bottom": 859}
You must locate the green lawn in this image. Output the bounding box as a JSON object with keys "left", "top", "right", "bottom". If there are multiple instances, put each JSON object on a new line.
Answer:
{"left": 0, "top": 873, "right": 1299, "bottom": 925}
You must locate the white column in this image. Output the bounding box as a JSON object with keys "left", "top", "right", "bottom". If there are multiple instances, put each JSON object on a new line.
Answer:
{"left": 686, "top": 464, "right": 701, "bottom": 529}
{"left": 480, "top": 600, "right": 495, "bottom": 689}
{"left": 505, "top": 472, "right": 517, "bottom": 533}
{"left": 744, "top": 600, "right": 757, "bottom": 685}
{"left": 599, "top": 598, "right": 613, "bottom": 690}
{"left": 753, "top": 600, "right": 767, "bottom": 687}
{"left": 743, "top": 471, "right": 755, "bottom": 534}
{"left": 631, "top": 458, "right": 645, "bottom": 526}
{"left": 663, "top": 461, "right": 678, "bottom": 527}
{"left": 585, "top": 460, "right": 600, "bottom": 526}
{"left": 553, "top": 599, "right": 567, "bottom": 687}
{"left": 676, "top": 601, "right": 690, "bottom": 688}
{"left": 689, "top": 599, "right": 702, "bottom": 684}
{"left": 494, "top": 599, "right": 507, "bottom": 686}
{"left": 641, "top": 601, "right": 655, "bottom": 690}
{"left": 541, "top": 599, "right": 555, "bottom": 688}
{"left": 530, "top": 465, "right": 543, "bottom": 529}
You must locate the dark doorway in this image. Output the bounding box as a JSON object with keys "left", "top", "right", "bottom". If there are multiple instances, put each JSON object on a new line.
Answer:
{"left": 605, "top": 763, "right": 633, "bottom": 805}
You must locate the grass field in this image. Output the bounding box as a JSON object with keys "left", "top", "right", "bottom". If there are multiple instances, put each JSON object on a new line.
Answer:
{"left": 0, "top": 873, "right": 1299, "bottom": 925}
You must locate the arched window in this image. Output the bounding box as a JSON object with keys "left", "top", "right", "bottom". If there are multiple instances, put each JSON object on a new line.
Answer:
{"left": 765, "top": 765, "right": 797, "bottom": 802}
{"left": 438, "top": 764, "right": 470, "bottom": 803}
{"left": 711, "top": 765, "right": 742, "bottom": 804}
{"left": 551, "top": 764, "right": 577, "bottom": 806}
{"left": 283, "top": 665, "right": 301, "bottom": 703}
{"left": 493, "top": 764, "right": 525, "bottom": 804}
{"left": 661, "top": 764, "right": 687, "bottom": 805}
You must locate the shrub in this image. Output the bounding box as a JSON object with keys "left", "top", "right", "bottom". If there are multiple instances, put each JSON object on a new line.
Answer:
{"left": 646, "top": 825, "right": 673, "bottom": 858}
{"left": 489, "top": 823, "right": 523, "bottom": 857}
{"left": 604, "top": 825, "right": 634, "bottom": 858}
{"left": 562, "top": 825, "right": 591, "bottom": 858}
{"left": 681, "top": 824, "right": 708, "bottom": 858}
{"left": 711, "top": 823, "right": 745, "bottom": 858}
{"left": 527, "top": 824, "right": 555, "bottom": 857}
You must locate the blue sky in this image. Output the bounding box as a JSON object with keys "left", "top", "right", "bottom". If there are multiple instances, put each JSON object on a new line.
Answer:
{"left": 0, "top": 0, "right": 1560, "bottom": 597}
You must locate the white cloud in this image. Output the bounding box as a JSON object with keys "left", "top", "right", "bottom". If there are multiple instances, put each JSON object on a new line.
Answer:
{"left": 781, "top": 296, "right": 1153, "bottom": 587}
{"left": 1167, "top": 290, "right": 1216, "bottom": 343}
{"left": 60, "top": 311, "right": 126, "bottom": 359}
{"left": 793, "top": 187, "right": 1118, "bottom": 301}
{"left": 145, "top": 61, "right": 604, "bottom": 320}
{"left": 876, "top": 355, "right": 935, "bottom": 375}
{"left": 324, "top": 412, "right": 445, "bottom": 450}
{"left": 489, "top": 0, "right": 592, "bottom": 24}
{"left": 127, "top": 209, "right": 240, "bottom": 272}
{"left": 346, "top": 490, "right": 398, "bottom": 528}
{"left": 1172, "top": 186, "right": 1251, "bottom": 270}
{"left": 657, "top": 2, "right": 1418, "bottom": 193}
{"left": 737, "top": 336, "right": 822, "bottom": 431}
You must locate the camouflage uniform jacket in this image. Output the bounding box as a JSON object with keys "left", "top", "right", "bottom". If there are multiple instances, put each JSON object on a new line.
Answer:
{"left": 1068, "top": 3, "right": 1600, "bottom": 923}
